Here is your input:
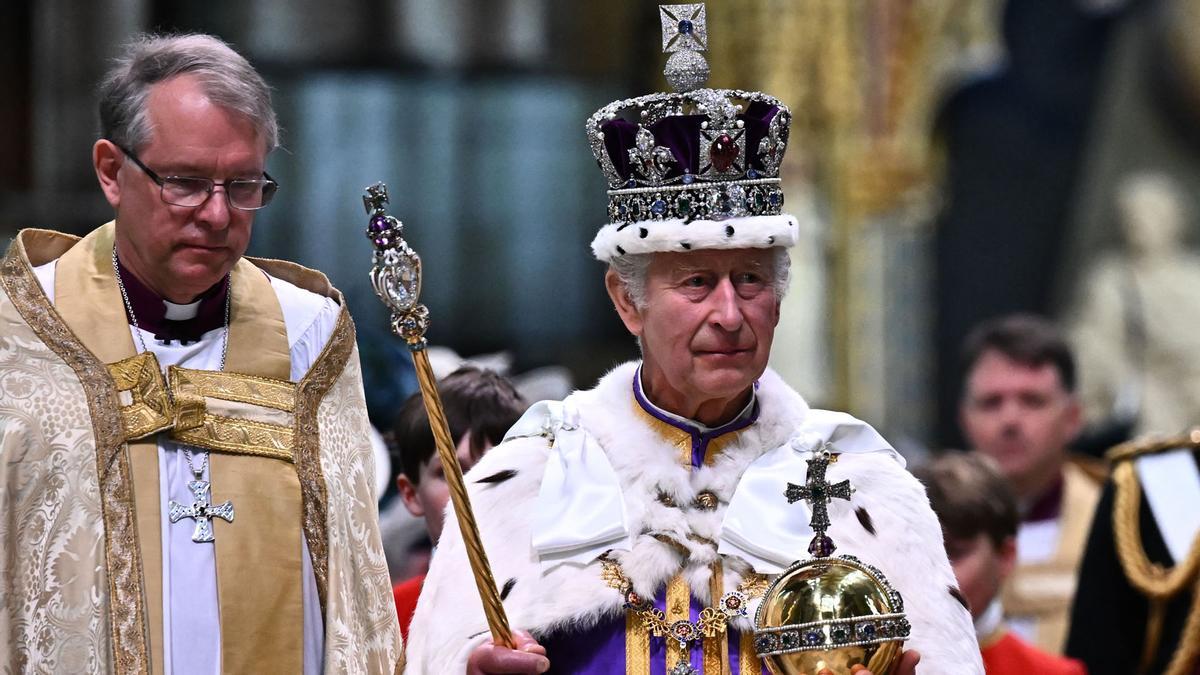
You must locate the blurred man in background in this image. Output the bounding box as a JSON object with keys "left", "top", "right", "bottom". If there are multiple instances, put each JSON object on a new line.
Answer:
{"left": 959, "top": 314, "right": 1103, "bottom": 654}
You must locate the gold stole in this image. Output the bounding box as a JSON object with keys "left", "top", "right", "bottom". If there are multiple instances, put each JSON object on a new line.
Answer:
{"left": 1001, "top": 462, "right": 1101, "bottom": 654}
{"left": 54, "top": 222, "right": 304, "bottom": 673}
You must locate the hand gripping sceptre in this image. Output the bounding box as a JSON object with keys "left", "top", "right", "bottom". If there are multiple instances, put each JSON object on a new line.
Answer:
{"left": 362, "top": 183, "right": 515, "bottom": 649}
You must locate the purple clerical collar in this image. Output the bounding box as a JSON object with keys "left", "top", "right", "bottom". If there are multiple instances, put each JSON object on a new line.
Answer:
{"left": 115, "top": 256, "right": 229, "bottom": 344}
{"left": 1021, "top": 474, "right": 1064, "bottom": 524}
{"left": 632, "top": 365, "right": 759, "bottom": 467}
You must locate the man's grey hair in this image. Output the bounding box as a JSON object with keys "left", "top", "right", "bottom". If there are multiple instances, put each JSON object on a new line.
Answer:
{"left": 609, "top": 247, "right": 792, "bottom": 309}
{"left": 98, "top": 33, "right": 278, "bottom": 152}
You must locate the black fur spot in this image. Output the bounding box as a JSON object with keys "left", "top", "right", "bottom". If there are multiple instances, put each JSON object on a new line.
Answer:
{"left": 855, "top": 507, "right": 876, "bottom": 535}
{"left": 616, "top": 245, "right": 626, "bottom": 255}
{"left": 681, "top": 242, "right": 691, "bottom": 250}
{"left": 501, "top": 577, "right": 517, "bottom": 601}
{"left": 949, "top": 586, "right": 970, "bottom": 612}
{"left": 767, "top": 236, "right": 775, "bottom": 245}
{"left": 476, "top": 469, "right": 518, "bottom": 485}
{"left": 616, "top": 222, "right": 631, "bottom": 231}
{"left": 639, "top": 227, "right": 649, "bottom": 239}
{"left": 725, "top": 225, "right": 735, "bottom": 237}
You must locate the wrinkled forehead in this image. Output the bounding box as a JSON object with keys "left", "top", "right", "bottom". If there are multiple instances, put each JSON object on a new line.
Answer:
{"left": 141, "top": 74, "right": 269, "bottom": 155}
{"left": 648, "top": 247, "right": 776, "bottom": 273}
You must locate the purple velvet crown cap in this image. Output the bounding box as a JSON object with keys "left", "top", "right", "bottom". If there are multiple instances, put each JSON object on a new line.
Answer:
{"left": 601, "top": 100, "right": 784, "bottom": 185}
{"left": 585, "top": 85, "right": 793, "bottom": 194}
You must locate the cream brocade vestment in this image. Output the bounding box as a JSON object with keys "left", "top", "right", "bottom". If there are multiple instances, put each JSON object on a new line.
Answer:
{"left": 0, "top": 224, "right": 402, "bottom": 674}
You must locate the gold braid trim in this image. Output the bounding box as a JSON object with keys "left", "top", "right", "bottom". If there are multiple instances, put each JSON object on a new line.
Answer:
{"left": 292, "top": 307, "right": 355, "bottom": 612}
{"left": 1107, "top": 428, "right": 1200, "bottom": 463}
{"left": 1110, "top": 438, "right": 1200, "bottom": 675}
{"left": 1112, "top": 461, "right": 1200, "bottom": 599}
{"left": 1161, "top": 577, "right": 1200, "bottom": 675}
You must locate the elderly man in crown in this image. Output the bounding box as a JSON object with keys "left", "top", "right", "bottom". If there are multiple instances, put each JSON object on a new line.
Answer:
{"left": 405, "top": 6, "right": 980, "bottom": 675}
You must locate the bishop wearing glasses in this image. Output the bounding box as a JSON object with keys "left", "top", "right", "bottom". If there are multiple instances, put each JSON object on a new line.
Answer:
{"left": 0, "top": 34, "right": 402, "bottom": 674}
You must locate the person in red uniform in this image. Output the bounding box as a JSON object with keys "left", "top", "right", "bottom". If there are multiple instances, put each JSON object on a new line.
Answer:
{"left": 916, "top": 452, "right": 1088, "bottom": 674}
{"left": 389, "top": 366, "right": 527, "bottom": 639}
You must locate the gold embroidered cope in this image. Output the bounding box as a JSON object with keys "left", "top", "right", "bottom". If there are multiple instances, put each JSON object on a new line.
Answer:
{"left": 0, "top": 223, "right": 403, "bottom": 674}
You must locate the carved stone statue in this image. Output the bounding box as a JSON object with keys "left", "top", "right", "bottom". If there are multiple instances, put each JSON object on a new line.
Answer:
{"left": 1069, "top": 170, "right": 1200, "bottom": 439}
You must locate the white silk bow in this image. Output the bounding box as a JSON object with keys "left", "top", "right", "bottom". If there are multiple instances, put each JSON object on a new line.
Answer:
{"left": 506, "top": 399, "right": 631, "bottom": 571}
{"left": 717, "top": 409, "right": 905, "bottom": 574}
{"left": 511, "top": 403, "right": 902, "bottom": 575}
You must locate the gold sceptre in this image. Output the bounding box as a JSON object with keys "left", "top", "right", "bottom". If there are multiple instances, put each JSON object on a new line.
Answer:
{"left": 363, "top": 182, "right": 516, "bottom": 649}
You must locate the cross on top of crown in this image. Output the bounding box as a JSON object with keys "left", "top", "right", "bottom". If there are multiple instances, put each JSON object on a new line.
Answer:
{"left": 363, "top": 182, "right": 390, "bottom": 216}
{"left": 660, "top": 4, "right": 707, "bottom": 53}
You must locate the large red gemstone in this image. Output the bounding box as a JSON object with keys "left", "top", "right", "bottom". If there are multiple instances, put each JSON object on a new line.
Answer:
{"left": 710, "top": 134, "right": 738, "bottom": 172}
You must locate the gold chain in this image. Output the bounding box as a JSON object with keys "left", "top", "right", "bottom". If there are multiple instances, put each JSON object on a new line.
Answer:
{"left": 600, "top": 556, "right": 767, "bottom": 647}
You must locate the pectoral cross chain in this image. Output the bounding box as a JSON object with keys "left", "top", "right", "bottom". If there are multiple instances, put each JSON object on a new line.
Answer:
{"left": 785, "top": 448, "right": 852, "bottom": 557}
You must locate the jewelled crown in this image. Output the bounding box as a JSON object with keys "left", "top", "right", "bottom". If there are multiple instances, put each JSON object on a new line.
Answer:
{"left": 587, "top": 4, "right": 798, "bottom": 261}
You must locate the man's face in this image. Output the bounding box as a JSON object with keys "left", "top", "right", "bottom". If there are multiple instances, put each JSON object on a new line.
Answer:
{"left": 945, "top": 532, "right": 1015, "bottom": 620}
{"left": 960, "top": 350, "right": 1081, "bottom": 497}
{"left": 94, "top": 73, "right": 266, "bottom": 303}
{"left": 398, "top": 433, "right": 488, "bottom": 545}
{"left": 608, "top": 248, "right": 781, "bottom": 422}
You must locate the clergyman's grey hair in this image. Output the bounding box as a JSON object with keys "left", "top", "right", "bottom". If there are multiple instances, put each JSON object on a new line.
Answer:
{"left": 98, "top": 33, "right": 279, "bottom": 152}
{"left": 609, "top": 247, "right": 792, "bottom": 310}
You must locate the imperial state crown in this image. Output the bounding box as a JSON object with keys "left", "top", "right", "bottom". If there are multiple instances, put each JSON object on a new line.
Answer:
{"left": 586, "top": 3, "right": 799, "bottom": 261}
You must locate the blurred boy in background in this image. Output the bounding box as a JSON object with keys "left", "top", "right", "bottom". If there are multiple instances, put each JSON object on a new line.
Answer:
{"left": 916, "top": 453, "right": 1087, "bottom": 674}
{"left": 389, "top": 366, "right": 527, "bottom": 639}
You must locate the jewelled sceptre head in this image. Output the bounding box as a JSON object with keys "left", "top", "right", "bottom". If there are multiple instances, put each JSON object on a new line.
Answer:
{"left": 364, "top": 183, "right": 429, "bottom": 347}
{"left": 363, "top": 183, "right": 516, "bottom": 649}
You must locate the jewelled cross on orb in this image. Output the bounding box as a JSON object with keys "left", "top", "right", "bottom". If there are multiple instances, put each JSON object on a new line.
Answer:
{"left": 785, "top": 446, "right": 853, "bottom": 557}
{"left": 168, "top": 480, "right": 234, "bottom": 543}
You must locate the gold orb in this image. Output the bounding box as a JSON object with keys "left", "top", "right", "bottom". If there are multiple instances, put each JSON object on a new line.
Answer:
{"left": 753, "top": 555, "right": 910, "bottom": 675}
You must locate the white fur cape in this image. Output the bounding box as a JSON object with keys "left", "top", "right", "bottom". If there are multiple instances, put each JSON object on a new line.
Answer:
{"left": 404, "top": 362, "right": 981, "bottom": 674}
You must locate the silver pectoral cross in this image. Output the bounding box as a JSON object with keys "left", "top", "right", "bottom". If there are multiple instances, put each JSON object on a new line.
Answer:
{"left": 785, "top": 446, "right": 853, "bottom": 557}
{"left": 168, "top": 479, "right": 235, "bottom": 543}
